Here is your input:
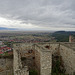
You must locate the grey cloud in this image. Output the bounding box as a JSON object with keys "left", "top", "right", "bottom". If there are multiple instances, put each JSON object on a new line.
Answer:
{"left": 0, "top": 0, "right": 75, "bottom": 30}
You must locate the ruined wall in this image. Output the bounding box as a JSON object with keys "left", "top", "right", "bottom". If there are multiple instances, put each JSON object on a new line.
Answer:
{"left": 60, "top": 44, "right": 75, "bottom": 75}
{"left": 19, "top": 43, "right": 33, "bottom": 51}
{"left": 49, "top": 43, "right": 59, "bottom": 55}
{"left": 34, "top": 44, "right": 52, "bottom": 75}
{"left": 40, "top": 51, "right": 52, "bottom": 75}
{"left": 0, "top": 58, "right": 13, "bottom": 75}
{"left": 38, "top": 42, "right": 75, "bottom": 75}
{"left": 0, "top": 69, "right": 13, "bottom": 75}
{"left": 35, "top": 49, "right": 40, "bottom": 75}
{"left": 15, "top": 67, "right": 29, "bottom": 75}
{"left": 19, "top": 43, "right": 35, "bottom": 69}
{"left": 63, "top": 43, "right": 75, "bottom": 49}
{"left": 13, "top": 44, "right": 29, "bottom": 75}
{"left": 0, "top": 58, "right": 13, "bottom": 70}
{"left": 13, "top": 44, "right": 21, "bottom": 75}
{"left": 38, "top": 43, "right": 59, "bottom": 54}
{"left": 13, "top": 42, "right": 75, "bottom": 75}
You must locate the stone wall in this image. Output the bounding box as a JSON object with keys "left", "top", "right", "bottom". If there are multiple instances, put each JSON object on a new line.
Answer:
{"left": 34, "top": 44, "right": 52, "bottom": 75}
{"left": 38, "top": 43, "right": 59, "bottom": 54}
{"left": 15, "top": 66, "right": 29, "bottom": 75}
{"left": 13, "top": 42, "right": 75, "bottom": 75}
{"left": 40, "top": 51, "right": 52, "bottom": 75}
{"left": 13, "top": 44, "right": 22, "bottom": 74}
{"left": 35, "top": 49, "right": 40, "bottom": 75}
{"left": 60, "top": 44, "right": 75, "bottom": 75}
{"left": 0, "top": 69, "right": 13, "bottom": 75}
{"left": 13, "top": 44, "right": 29, "bottom": 75}
{"left": 0, "top": 58, "right": 13, "bottom": 70}
{"left": 38, "top": 42, "right": 75, "bottom": 75}
{"left": 0, "top": 58, "right": 13, "bottom": 75}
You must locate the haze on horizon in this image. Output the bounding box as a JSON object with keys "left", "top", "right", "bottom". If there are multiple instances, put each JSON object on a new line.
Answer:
{"left": 0, "top": 0, "right": 75, "bottom": 31}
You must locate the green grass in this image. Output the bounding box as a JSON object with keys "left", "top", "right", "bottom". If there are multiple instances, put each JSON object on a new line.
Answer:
{"left": 29, "top": 69, "right": 38, "bottom": 75}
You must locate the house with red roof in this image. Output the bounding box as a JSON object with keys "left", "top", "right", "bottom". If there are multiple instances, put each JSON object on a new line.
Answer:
{"left": 0, "top": 46, "right": 12, "bottom": 55}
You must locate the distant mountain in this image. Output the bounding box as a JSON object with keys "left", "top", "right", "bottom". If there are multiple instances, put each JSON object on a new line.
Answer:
{"left": 54, "top": 31, "right": 66, "bottom": 34}
{"left": 0, "top": 27, "right": 17, "bottom": 30}
{"left": 54, "top": 31, "right": 75, "bottom": 35}
{"left": 52, "top": 31, "right": 75, "bottom": 42}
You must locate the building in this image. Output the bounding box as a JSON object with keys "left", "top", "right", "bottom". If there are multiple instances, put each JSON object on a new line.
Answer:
{"left": 69, "top": 35, "right": 75, "bottom": 43}
{"left": 0, "top": 46, "right": 12, "bottom": 55}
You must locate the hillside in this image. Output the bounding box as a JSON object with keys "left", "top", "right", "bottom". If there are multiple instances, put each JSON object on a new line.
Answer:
{"left": 52, "top": 31, "right": 75, "bottom": 42}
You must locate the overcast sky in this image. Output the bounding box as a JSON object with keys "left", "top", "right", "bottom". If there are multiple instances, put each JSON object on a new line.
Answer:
{"left": 0, "top": 0, "right": 75, "bottom": 31}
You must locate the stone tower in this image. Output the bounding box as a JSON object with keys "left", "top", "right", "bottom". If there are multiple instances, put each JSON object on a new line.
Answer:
{"left": 69, "top": 35, "right": 72, "bottom": 43}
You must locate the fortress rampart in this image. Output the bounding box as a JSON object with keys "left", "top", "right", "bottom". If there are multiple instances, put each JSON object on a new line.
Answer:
{"left": 13, "top": 42, "right": 75, "bottom": 75}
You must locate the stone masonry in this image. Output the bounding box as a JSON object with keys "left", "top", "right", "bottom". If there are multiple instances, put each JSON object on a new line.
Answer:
{"left": 13, "top": 42, "right": 75, "bottom": 75}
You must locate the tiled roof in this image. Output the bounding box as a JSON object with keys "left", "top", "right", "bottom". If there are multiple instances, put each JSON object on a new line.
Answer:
{"left": 0, "top": 46, "right": 12, "bottom": 54}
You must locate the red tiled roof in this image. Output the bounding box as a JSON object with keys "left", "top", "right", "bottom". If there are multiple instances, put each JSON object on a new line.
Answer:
{"left": 0, "top": 46, "right": 12, "bottom": 53}
{"left": 0, "top": 51, "right": 3, "bottom": 54}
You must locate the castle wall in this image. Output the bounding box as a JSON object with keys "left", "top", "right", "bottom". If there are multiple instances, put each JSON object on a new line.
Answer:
{"left": 13, "top": 44, "right": 29, "bottom": 75}
{"left": 40, "top": 51, "right": 52, "bottom": 75}
{"left": 38, "top": 43, "right": 59, "bottom": 54}
{"left": 60, "top": 44, "right": 75, "bottom": 75}
{"left": 0, "top": 58, "right": 13, "bottom": 75}
{"left": 13, "top": 43, "right": 75, "bottom": 75}
{"left": 0, "top": 58, "right": 13, "bottom": 70}
{"left": 49, "top": 43, "right": 59, "bottom": 54}
{"left": 13, "top": 45, "right": 21, "bottom": 75}
{"left": 34, "top": 44, "right": 52, "bottom": 75}
{"left": 35, "top": 49, "right": 40, "bottom": 75}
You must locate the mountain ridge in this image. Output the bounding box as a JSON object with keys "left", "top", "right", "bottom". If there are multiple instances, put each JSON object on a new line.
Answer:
{"left": 0, "top": 27, "right": 17, "bottom": 30}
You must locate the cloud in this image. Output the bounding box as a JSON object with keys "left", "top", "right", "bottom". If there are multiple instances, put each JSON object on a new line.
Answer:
{"left": 0, "top": 0, "right": 75, "bottom": 31}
